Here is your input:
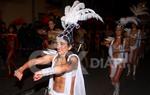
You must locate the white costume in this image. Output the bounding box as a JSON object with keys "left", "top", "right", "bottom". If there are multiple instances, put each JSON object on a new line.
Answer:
{"left": 130, "top": 29, "right": 141, "bottom": 49}
{"left": 108, "top": 39, "right": 128, "bottom": 78}
{"left": 107, "top": 39, "right": 128, "bottom": 95}
{"left": 42, "top": 53, "right": 86, "bottom": 95}
{"left": 41, "top": 1, "right": 103, "bottom": 94}
{"left": 129, "top": 29, "right": 141, "bottom": 64}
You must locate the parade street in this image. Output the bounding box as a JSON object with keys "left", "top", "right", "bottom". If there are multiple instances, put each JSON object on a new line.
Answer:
{"left": 0, "top": 51, "right": 149, "bottom": 95}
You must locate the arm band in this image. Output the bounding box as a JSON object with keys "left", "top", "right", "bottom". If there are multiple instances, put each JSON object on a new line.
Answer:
{"left": 41, "top": 67, "right": 55, "bottom": 76}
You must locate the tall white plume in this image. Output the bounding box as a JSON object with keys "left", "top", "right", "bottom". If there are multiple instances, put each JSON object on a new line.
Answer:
{"left": 61, "top": 0, "right": 103, "bottom": 29}
{"left": 129, "top": 1, "right": 149, "bottom": 16}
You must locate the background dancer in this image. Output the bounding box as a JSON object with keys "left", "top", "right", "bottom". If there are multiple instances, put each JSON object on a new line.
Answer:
{"left": 126, "top": 21, "right": 141, "bottom": 79}
{"left": 106, "top": 24, "right": 129, "bottom": 95}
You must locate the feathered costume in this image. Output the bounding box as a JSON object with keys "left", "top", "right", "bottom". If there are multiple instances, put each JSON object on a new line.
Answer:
{"left": 117, "top": 1, "right": 149, "bottom": 81}
{"left": 129, "top": 1, "right": 149, "bottom": 16}
{"left": 61, "top": 0, "right": 103, "bottom": 29}
{"left": 118, "top": 16, "right": 140, "bottom": 26}
{"left": 118, "top": 1, "right": 149, "bottom": 27}
{"left": 58, "top": 0, "right": 103, "bottom": 44}
{"left": 42, "top": 1, "right": 103, "bottom": 95}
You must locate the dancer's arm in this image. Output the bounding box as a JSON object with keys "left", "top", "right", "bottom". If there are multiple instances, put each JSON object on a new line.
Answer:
{"left": 33, "top": 55, "right": 78, "bottom": 81}
{"left": 14, "top": 54, "right": 53, "bottom": 80}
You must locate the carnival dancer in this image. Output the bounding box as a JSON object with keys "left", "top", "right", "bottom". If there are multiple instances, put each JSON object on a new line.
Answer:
{"left": 14, "top": 0, "right": 103, "bottom": 95}
{"left": 126, "top": 1, "right": 149, "bottom": 79}
{"left": 118, "top": 16, "right": 142, "bottom": 79}
{"left": 106, "top": 24, "right": 129, "bottom": 95}
{"left": 126, "top": 21, "right": 141, "bottom": 79}
{"left": 5, "top": 24, "right": 18, "bottom": 76}
{"left": 47, "top": 19, "right": 59, "bottom": 49}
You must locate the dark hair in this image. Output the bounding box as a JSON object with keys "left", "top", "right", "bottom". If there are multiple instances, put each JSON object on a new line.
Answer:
{"left": 115, "top": 24, "right": 125, "bottom": 45}
{"left": 7, "top": 24, "right": 17, "bottom": 33}
{"left": 57, "top": 34, "right": 73, "bottom": 46}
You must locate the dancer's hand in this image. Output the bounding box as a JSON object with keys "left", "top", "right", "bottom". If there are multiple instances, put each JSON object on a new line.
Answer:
{"left": 14, "top": 69, "right": 23, "bottom": 80}
{"left": 33, "top": 70, "right": 43, "bottom": 81}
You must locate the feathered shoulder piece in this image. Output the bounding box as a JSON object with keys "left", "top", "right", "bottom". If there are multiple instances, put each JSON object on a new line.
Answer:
{"left": 61, "top": 0, "right": 103, "bottom": 29}
{"left": 129, "top": 1, "right": 149, "bottom": 16}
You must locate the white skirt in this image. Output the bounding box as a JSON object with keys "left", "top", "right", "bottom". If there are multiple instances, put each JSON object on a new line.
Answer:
{"left": 49, "top": 90, "right": 65, "bottom": 95}
{"left": 110, "top": 58, "right": 124, "bottom": 68}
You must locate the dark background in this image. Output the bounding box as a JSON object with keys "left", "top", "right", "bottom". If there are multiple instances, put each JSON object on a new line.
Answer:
{"left": 46, "top": 0, "right": 150, "bottom": 17}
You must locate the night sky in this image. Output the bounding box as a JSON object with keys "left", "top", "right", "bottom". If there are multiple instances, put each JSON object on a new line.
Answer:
{"left": 47, "top": 0, "right": 150, "bottom": 18}
{"left": 80, "top": 0, "right": 149, "bottom": 17}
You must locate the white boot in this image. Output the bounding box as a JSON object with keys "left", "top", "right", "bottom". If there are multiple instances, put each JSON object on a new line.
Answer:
{"left": 133, "top": 65, "right": 136, "bottom": 80}
{"left": 126, "top": 64, "right": 131, "bottom": 76}
{"left": 113, "top": 83, "right": 120, "bottom": 95}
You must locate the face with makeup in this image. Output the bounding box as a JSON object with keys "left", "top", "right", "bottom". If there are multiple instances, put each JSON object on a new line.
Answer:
{"left": 56, "top": 37, "right": 72, "bottom": 56}
{"left": 48, "top": 20, "right": 55, "bottom": 30}
{"left": 131, "top": 23, "right": 137, "bottom": 28}
{"left": 115, "top": 25, "right": 123, "bottom": 37}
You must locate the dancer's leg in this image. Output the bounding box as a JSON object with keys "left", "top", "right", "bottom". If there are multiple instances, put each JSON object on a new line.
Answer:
{"left": 111, "top": 65, "right": 123, "bottom": 95}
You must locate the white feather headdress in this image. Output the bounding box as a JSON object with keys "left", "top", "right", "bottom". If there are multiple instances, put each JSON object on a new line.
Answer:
{"left": 61, "top": 0, "right": 103, "bottom": 29}
{"left": 129, "top": 1, "right": 149, "bottom": 16}
{"left": 118, "top": 16, "right": 140, "bottom": 26}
